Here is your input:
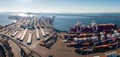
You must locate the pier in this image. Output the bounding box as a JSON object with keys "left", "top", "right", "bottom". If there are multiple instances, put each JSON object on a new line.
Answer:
{"left": 0, "top": 16, "right": 57, "bottom": 57}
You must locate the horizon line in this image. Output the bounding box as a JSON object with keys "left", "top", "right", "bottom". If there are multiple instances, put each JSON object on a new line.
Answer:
{"left": 0, "top": 11, "right": 120, "bottom": 14}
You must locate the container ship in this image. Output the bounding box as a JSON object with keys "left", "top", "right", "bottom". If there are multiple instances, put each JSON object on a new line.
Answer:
{"left": 63, "top": 21, "right": 120, "bottom": 55}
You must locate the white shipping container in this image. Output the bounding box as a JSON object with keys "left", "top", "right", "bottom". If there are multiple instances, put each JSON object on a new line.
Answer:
{"left": 40, "top": 28, "right": 46, "bottom": 37}
{"left": 27, "top": 33, "right": 32, "bottom": 44}
{"left": 20, "top": 29, "right": 28, "bottom": 41}
{"left": 17, "top": 31, "right": 22, "bottom": 40}
{"left": 11, "top": 31, "right": 18, "bottom": 37}
{"left": 36, "top": 28, "right": 40, "bottom": 40}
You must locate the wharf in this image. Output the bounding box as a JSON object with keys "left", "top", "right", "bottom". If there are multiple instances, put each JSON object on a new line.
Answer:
{"left": 0, "top": 16, "right": 57, "bottom": 57}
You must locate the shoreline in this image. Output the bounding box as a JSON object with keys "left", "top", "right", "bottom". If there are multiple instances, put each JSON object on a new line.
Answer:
{"left": 2, "top": 23, "right": 120, "bottom": 33}
{"left": 0, "top": 25, "right": 3, "bottom": 29}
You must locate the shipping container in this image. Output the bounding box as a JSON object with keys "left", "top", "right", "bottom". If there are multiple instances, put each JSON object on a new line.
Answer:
{"left": 36, "top": 28, "right": 40, "bottom": 40}
{"left": 27, "top": 33, "right": 32, "bottom": 45}
{"left": 20, "top": 28, "right": 28, "bottom": 41}
{"left": 11, "top": 31, "right": 18, "bottom": 37}
{"left": 40, "top": 27, "right": 46, "bottom": 37}
{"left": 17, "top": 31, "right": 22, "bottom": 40}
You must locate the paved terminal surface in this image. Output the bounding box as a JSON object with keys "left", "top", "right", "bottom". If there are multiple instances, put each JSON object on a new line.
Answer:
{"left": 8, "top": 40, "right": 21, "bottom": 57}
{"left": 51, "top": 32, "right": 120, "bottom": 57}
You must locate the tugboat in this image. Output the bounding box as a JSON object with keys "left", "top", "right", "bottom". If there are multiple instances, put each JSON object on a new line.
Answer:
{"left": 64, "top": 21, "right": 120, "bottom": 55}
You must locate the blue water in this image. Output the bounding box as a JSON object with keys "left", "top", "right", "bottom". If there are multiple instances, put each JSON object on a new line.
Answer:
{"left": 0, "top": 12, "right": 120, "bottom": 31}
{"left": 53, "top": 15, "right": 120, "bottom": 31}
{"left": 0, "top": 14, "right": 14, "bottom": 26}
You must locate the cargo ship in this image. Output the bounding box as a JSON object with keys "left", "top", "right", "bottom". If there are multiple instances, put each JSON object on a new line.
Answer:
{"left": 63, "top": 21, "right": 120, "bottom": 55}
{"left": 69, "top": 21, "right": 117, "bottom": 33}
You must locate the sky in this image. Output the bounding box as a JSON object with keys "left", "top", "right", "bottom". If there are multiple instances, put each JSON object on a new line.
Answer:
{"left": 0, "top": 0, "right": 120, "bottom": 13}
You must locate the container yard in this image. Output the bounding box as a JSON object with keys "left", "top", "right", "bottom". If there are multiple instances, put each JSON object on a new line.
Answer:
{"left": 2, "top": 16, "right": 57, "bottom": 46}
{"left": 1, "top": 15, "right": 120, "bottom": 57}
{"left": 1, "top": 0, "right": 120, "bottom": 57}
{"left": 0, "top": 15, "right": 58, "bottom": 57}
{"left": 63, "top": 21, "right": 120, "bottom": 57}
